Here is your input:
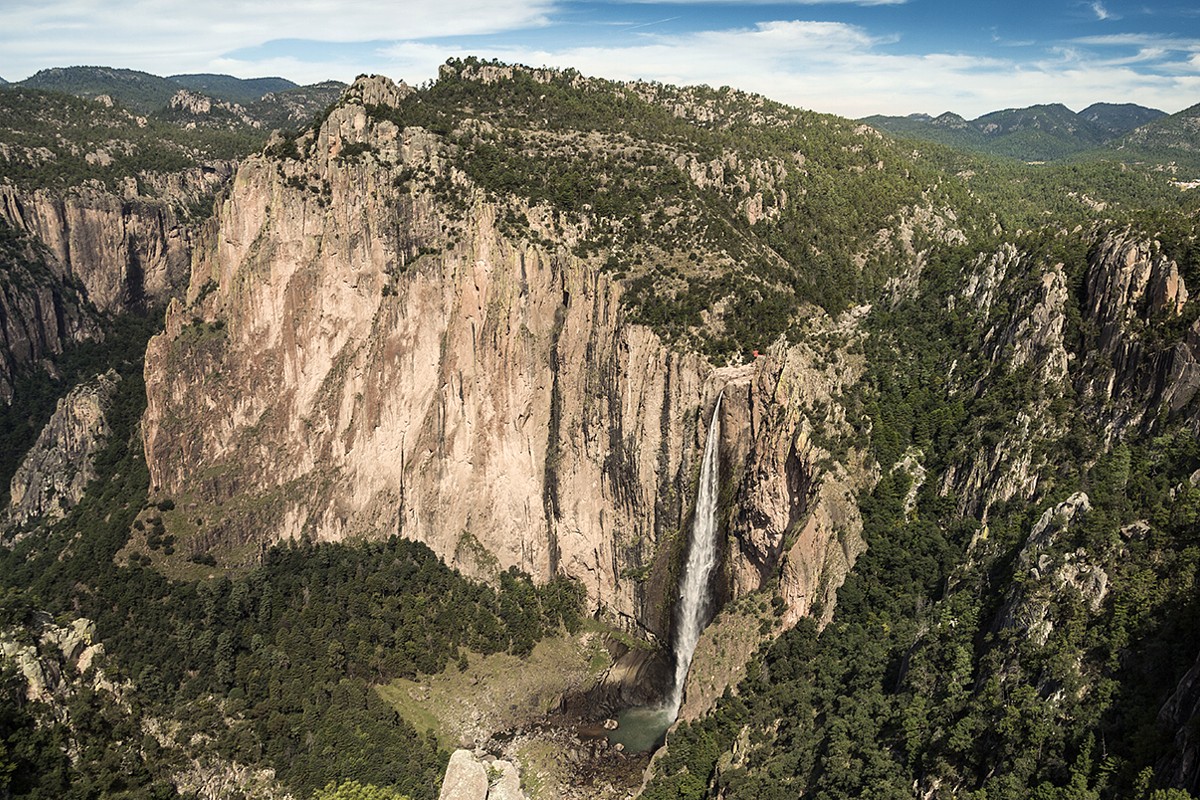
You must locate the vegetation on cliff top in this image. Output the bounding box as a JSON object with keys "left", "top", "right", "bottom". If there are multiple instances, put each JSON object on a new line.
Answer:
{"left": 0, "top": 87, "right": 257, "bottom": 190}
{"left": 307, "top": 58, "right": 1199, "bottom": 362}
{"left": 4, "top": 58, "right": 1200, "bottom": 800}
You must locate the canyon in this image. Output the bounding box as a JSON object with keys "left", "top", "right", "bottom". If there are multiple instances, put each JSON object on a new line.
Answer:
{"left": 3, "top": 61, "right": 1200, "bottom": 800}
{"left": 139, "top": 74, "right": 869, "bottom": 647}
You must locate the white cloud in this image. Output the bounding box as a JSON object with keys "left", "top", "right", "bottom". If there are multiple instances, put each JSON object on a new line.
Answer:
{"left": 1073, "top": 32, "right": 1200, "bottom": 49}
{"left": 2, "top": 2, "right": 1197, "bottom": 120}
{"left": 0, "top": 0, "right": 554, "bottom": 79}
{"left": 352, "top": 20, "right": 1198, "bottom": 118}
{"left": 1091, "top": 1, "right": 1113, "bottom": 21}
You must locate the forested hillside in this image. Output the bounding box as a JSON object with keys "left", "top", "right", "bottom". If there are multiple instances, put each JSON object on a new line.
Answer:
{"left": 862, "top": 100, "right": 1200, "bottom": 170}
{"left": 646, "top": 225, "right": 1200, "bottom": 799}
{"left": 1, "top": 57, "right": 1200, "bottom": 800}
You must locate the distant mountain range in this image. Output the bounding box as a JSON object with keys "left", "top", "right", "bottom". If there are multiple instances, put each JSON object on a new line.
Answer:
{"left": 860, "top": 101, "right": 1200, "bottom": 166}
{"left": 1119, "top": 101, "right": 1200, "bottom": 156}
{"left": 5, "top": 64, "right": 1198, "bottom": 171}
{"left": 16, "top": 66, "right": 294, "bottom": 111}
{"left": 167, "top": 73, "right": 297, "bottom": 104}
{"left": 5, "top": 65, "right": 345, "bottom": 131}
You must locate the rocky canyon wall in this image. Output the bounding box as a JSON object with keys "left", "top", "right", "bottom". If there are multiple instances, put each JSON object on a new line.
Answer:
{"left": 141, "top": 76, "right": 868, "bottom": 637}
{"left": 6, "top": 369, "right": 120, "bottom": 532}
{"left": 0, "top": 166, "right": 232, "bottom": 402}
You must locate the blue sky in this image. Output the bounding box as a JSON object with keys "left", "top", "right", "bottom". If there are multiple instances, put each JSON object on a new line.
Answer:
{"left": 2, "top": 0, "right": 1199, "bottom": 118}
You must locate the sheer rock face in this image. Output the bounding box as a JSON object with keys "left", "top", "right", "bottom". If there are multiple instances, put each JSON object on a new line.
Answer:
{"left": 0, "top": 237, "right": 100, "bottom": 403}
{"left": 141, "top": 75, "right": 864, "bottom": 638}
{"left": 7, "top": 370, "right": 119, "bottom": 531}
{"left": 0, "top": 166, "right": 231, "bottom": 403}
{"left": 0, "top": 182, "right": 214, "bottom": 315}
{"left": 717, "top": 323, "right": 872, "bottom": 629}
{"left": 1079, "top": 231, "right": 1200, "bottom": 432}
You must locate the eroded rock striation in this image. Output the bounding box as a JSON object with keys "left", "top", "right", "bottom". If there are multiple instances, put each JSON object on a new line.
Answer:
{"left": 0, "top": 175, "right": 227, "bottom": 315}
{"left": 0, "top": 227, "right": 100, "bottom": 403}
{"left": 0, "top": 166, "right": 232, "bottom": 402}
{"left": 7, "top": 369, "right": 120, "bottom": 530}
{"left": 141, "top": 75, "right": 864, "bottom": 641}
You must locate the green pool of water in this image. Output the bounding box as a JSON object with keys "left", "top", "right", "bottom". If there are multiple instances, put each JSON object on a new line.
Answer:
{"left": 606, "top": 705, "right": 674, "bottom": 753}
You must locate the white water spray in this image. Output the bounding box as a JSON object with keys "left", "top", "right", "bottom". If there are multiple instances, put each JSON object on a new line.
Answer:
{"left": 665, "top": 391, "right": 723, "bottom": 718}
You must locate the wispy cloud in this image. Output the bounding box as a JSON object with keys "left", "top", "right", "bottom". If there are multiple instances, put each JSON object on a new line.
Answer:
{"left": 359, "top": 19, "right": 1197, "bottom": 117}
{"left": 618, "top": 0, "right": 907, "bottom": 4}
{"left": 1073, "top": 32, "right": 1200, "bottom": 47}
{"left": 1091, "top": 1, "right": 1116, "bottom": 21}
{"left": 0, "top": 0, "right": 555, "bottom": 79}
{"left": 622, "top": 17, "right": 682, "bottom": 32}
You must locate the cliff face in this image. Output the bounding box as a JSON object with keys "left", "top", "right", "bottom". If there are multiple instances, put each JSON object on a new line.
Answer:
{"left": 0, "top": 229, "right": 100, "bottom": 403}
{"left": 940, "top": 244, "right": 1072, "bottom": 520}
{"left": 717, "top": 317, "right": 872, "bottom": 628}
{"left": 0, "top": 172, "right": 229, "bottom": 315}
{"left": 141, "top": 76, "right": 863, "bottom": 637}
{"left": 1078, "top": 231, "right": 1200, "bottom": 433}
{"left": 0, "top": 166, "right": 232, "bottom": 403}
{"left": 939, "top": 230, "right": 1198, "bottom": 524}
{"left": 6, "top": 370, "right": 120, "bottom": 531}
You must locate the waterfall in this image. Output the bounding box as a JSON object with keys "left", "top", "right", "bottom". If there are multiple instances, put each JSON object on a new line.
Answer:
{"left": 665, "top": 391, "right": 723, "bottom": 719}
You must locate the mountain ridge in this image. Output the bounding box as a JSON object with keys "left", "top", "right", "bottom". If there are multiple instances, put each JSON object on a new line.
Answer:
{"left": 3, "top": 57, "right": 1200, "bottom": 800}
{"left": 168, "top": 72, "right": 298, "bottom": 104}
{"left": 863, "top": 99, "right": 1177, "bottom": 163}
{"left": 7, "top": 65, "right": 346, "bottom": 130}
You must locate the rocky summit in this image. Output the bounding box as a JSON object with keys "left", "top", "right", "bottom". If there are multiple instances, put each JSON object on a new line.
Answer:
{"left": 2, "top": 59, "right": 1200, "bottom": 800}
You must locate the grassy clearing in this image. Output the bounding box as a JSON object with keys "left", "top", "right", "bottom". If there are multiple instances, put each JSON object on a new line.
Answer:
{"left": 376, "top": 628, "right": 613, "bottom": 751}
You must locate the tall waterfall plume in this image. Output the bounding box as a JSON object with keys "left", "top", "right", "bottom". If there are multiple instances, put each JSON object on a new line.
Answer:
{"left": 666, "top": 391, "right": 723, "bottom": 718}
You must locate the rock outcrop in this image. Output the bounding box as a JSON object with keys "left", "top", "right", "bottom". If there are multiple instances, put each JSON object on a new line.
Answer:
{"left": 1158, "top": 649, "right": 1200, "bottom": 795}
{"left": 942, "top": 245, "right": 1072, "bottom": 520}
{"left": 0, "top": 166, "right": 233, "bottom": 403}
{"left": 438, "top": 750, "right": 527, "bottom": 800}
{"left": 1078, "top": 231, "right": 1200, "bottom": 434}
{"left": 168, "top": 89, "right": 261, "bottom": 128}
{"left": 6, "top": 369, "right": 120, "bottom": 531}
{"left": 0, "top": 614, "right": 107, "bottom": 707}
{"left": 941, "top": 230, "right": 1200, "bottom": 522}
{"left": 994, "top": 492, "right": 1102, "bottom": 646}
{"left": 141, "top": 74, "right": 865, "bottom": 642}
